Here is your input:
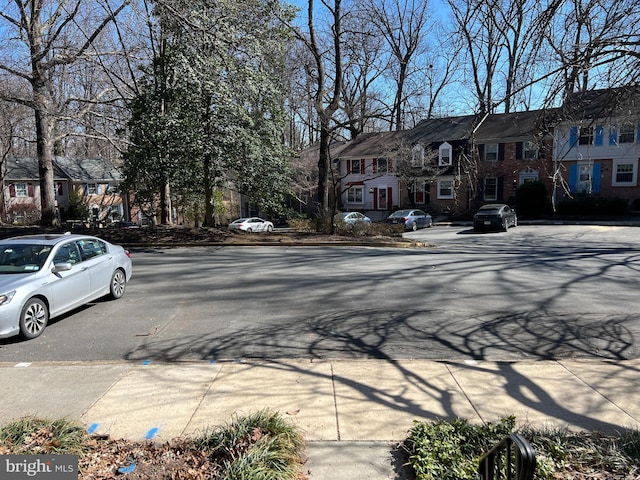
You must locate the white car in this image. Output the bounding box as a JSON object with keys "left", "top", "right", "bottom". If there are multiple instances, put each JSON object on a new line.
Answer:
{"left": 228, "top": 217, "right": 274, "bottom": 233}
{"left": 0, "top": 233, "right": 132, "bottom": 340}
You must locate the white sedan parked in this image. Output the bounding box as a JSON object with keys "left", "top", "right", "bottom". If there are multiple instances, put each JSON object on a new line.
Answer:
{"left": 0, "top": 233, "right": 132, "bottom": 340}
{"left": 228, "top": 217, "right": 274, "bottom": 233}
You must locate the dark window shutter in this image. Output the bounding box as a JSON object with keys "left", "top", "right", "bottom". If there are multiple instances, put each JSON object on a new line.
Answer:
{"left": 569, "top": 164, "right": 577, "bottom": 193}
{"left": 27, "top": 183, "right": 34, "bottom": 197}
{"left": 497, "top": 177, "right": 504, "bottom": 201}
{"left": 9, "top": 184, "right": 16, "bottom": 197}
{"left": 595, "top": 125, "right": 604, "bottom": 146}
{"left": 477, "top": 144, "right": 485, "bottom": 160}
{"left": 516, "top": 142, "right": 523, "bottom": 159}
{"left": 498, "top": 144, "right": 505, "bottom": 161}
{"left": 569, "top": 127, "right": 578, "bottom": 148}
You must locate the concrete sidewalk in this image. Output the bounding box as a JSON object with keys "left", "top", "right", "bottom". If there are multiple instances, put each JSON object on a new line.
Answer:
{"left": 2, "top": 358, "right": 640, "bottom": 479}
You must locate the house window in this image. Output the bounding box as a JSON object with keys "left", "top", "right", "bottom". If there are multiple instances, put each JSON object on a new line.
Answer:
{"left": 483, "top": 177, "right": 498, "bottom": 201}
{"left": 376, "top": 158, "right": 388, "bottom": 173}
{"left": 612, "top": 160, "right": 637, "bottom": 186}
{"left": 349, "top": 160, "right": 361, "bottom": 174}
{"left": 619, "top": 123, "right": 636, "bottom": 144}
{"left": 485, "top": 143, "right": 498, "bottom": 161}
{"left": 437, "top": 177, "right": 454, "bottom": 199}
{"left": 579, "top": 126, "right": 594, "bottom": 145}
{"left": 439, "top": 142, "right": 452, "bottom": 166}
{"left": 15, "top": 183, "right": 28, "bottom": 197}
{"left": 84, "top": 183, "right": 98, "bottom": 195}
{"left": 347, "top": 186, "right": 364, "bottom": 203}
{"left": 523, "top": 141, "right": 538, "bottom": 160}
{"left": 56, "top": 182, "right": 64, "bottom": 196}
{"left": 412, "top": 145, "right": 425, "bottom": 166}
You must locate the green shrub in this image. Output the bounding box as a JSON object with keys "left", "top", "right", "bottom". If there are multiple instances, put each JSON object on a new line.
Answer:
{"left": 404, "top": 416, "right": 516, "bottom": 480}
{"left": 0, "top": 417, "right": 89, "bottom": 455}
{"left": 516, "top": 181, "right": 548, "bottom": 218}
{"left": 556, "top": 196, "right": 628, "bottom": 216}
{"left": 193, "top": 409, "right": 305, "bottom": 480}
{"left": 405, "top": 417, "right": 640, "bottom": 480}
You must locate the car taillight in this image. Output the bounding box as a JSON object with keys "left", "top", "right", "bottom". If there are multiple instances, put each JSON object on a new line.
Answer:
{"left": 125, "top": 250, "right": 131, "bottom": 258}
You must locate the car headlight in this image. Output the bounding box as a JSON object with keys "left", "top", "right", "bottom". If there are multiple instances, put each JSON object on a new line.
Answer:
{"left": 0, "top": 291, "right": 16, "bottom": 306}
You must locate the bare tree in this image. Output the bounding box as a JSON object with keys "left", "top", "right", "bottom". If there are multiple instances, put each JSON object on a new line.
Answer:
{"left": 291, "top": 0, "right": 344, "bottom": 231}
{"left": 0, "top": 0, "right": 130, "bottom": 226}
{"left": 543, "top": 0, "right": 640, "bottom": 103}
{"left": 338, "top": 10, "right": 389, "bottom": 138}
{"left": 368, "top": 0, "right": 432, "bottom": 130}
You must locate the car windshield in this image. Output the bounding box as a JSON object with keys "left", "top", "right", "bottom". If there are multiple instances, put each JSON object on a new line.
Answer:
{"left": 232, "top": 218, "right": 248, "bottom": 223}
{"left": 389, "top": 210, "right": 412, "bottom": 217}
{"left": 0, "top": 244, "right": 52, "bottom": 274}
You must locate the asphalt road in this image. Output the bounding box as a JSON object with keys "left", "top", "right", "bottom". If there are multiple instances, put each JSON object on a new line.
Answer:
{"left": 1, "top": 224, "right": 639, "bottom": 363}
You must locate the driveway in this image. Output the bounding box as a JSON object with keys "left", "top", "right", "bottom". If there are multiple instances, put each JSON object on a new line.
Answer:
{"left": 1, "top": 225, "right": 639, "bottom": 362}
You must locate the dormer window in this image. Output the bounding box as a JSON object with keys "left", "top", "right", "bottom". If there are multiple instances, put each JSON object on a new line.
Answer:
{"left": 439, "top": 142, "right": 452, "bottom": 166}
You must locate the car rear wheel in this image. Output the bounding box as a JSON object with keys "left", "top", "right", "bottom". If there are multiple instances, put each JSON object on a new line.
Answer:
{"left": 20, "top": 298, "right": 49, "bottom": 339}
{"left": 246, "top": 228, "right": 253, "bottom": 233}
{"left": 503, "top": 219, "right": 509, "bottom": 232}
{"left": 110, "top": 269, "right": 127, "bottom": 299}
{"left": 411, "top": 222, "right": 418, "bottom": 231}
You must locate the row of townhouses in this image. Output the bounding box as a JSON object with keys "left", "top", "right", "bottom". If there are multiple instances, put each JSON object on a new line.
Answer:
{"left": 3, "top": 88, "right": 639, "bottom": 225}
{"left": 334, "top": 88, "right": 640, "bottom": 218}
{"left": 3, "top": 156, "right": 127, "bottom": 226}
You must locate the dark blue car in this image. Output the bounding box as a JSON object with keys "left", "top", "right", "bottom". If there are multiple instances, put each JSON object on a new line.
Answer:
{"left": 384, "top": 209, "right": 433, "bottom": 231}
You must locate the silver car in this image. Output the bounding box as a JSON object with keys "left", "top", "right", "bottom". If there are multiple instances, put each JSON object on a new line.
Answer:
{"left": 0, "top": 233, "right": 132, "bottom": 340}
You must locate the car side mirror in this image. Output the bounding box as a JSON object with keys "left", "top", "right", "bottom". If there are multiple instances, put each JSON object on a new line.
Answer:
{"left": 53, "top": 262, "right": 72, "bottom": 273}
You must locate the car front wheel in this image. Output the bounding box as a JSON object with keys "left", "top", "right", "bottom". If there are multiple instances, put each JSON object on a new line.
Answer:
{"left": 20, "top": 298, "right": 49, "bottom": 339}
{"left": 267, "top": 225, "right": 273, "bottom": 232}
{"left": 110, "top": 269, "right": 127, "bottom": 299}
{"left": 410, "top": 222, "right": 418, "bottom": 231}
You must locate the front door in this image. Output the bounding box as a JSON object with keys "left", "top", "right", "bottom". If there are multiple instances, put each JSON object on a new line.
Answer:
{"left": 378, "top": 188, "right": 387, "bottom": 210}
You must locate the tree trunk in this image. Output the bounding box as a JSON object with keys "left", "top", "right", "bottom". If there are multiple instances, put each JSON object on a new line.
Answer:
{"left": 33, "top": 84, "right": 59, "bottom": 227}
{"left": 317, "top": 122, "right": 332, "bottom": 232}
{"left": 160, "top": 182, "right": 171, "bottom": 224}
{"left": 203, "top": 154, "right": 214, "bottom": 227}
